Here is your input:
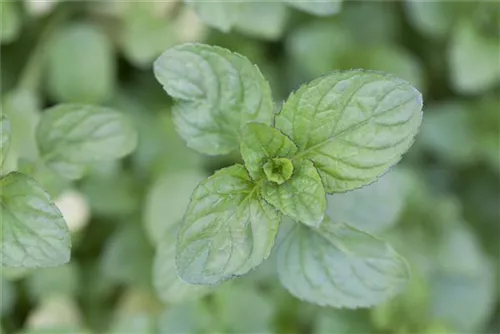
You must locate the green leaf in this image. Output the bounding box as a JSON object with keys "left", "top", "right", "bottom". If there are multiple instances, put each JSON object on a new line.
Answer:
{"left": 107, "top": 288, "right": 163, "bottom": 334}
{"left": 0, "top": 113, "right": 11, "bottom": 168}
{"left": 36, "top": 104, "right": 138, "bottom": 180}
{"left": 314, "top": 309, "right": 373, "bottom": 334}
{"left": 429, "top": 223, "right": 496, "bottom": 332}
{"left": 158, "top": 300, "right": 216, "bottom": 334}
{"left": 185, "top": 0, "right": 237, "bottom": 32}
{"left": 404, "top": 1, "right": 460, "bottom": 39}
{"left": 100, "top": 224, "right": 154, "bottom": 286}
{"left": 26, "top": 264, "right": 79, "bottom": 302}
{"left": 213, "top": 283, "right": 276, "bottom": 333}
{"left": 0, "top": 1, "right": 21, "bottom": 44}
{"left": 286, "top": 21, "right": 350, "bottom": 78}
{"left": 240, "top": 122, "right": 298, "bottom": 180}
{"left": 277, "top": 217, "right": 410, "bottom": 308}
{"left": 286, "top": 0, "right": 342, "bottom": 16}
{"left": 144, "top": 170, "right": 205, "bottom": 245}
{"left": 358, "top": 46, "right": 425, "bottom": 92}
{"left": 326, "top": 171, "right": 404, "bottom": 233}
{"left": 185, "top": 1, "right": 288, "bottom": 40}
{"left": 153, "top": 43, "right": 274, "bottom": 155}
{"left": 420, "top": 102, "right": 476, "bottom": 164}
{"left": 153, "top": 226, "right": 211, "bottom": 303}
{"left": 0, "top": 172, "right": 71, "bottom": 267}
{"left": 47, "top": 23, "right": 115, "bottom": 103}
{"left": 119, "top": 3, "right": 177, "bottom": 68}
{"left": 1, "top": 89, "right": 41, "bottom": 173}
{"left": 276, "top": 70, "right": 423, "bottom": 193}
{"left": 80, "top": 167, "right": 140, "bottom": 217}
{"left": 176, "top": 164, "right": 280, "bottom": 284}
{"left": 261, "top": 159, "right": 326, "bottom": 227}
{"left": 232, "top": 1, "right": 289, "bottom": 40}
{"left": 449, "top": 21, "right": 500, "bottom": 94}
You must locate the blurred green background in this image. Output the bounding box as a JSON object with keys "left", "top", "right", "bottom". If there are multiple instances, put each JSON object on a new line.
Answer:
{"left": 0, "top": 1, "right": 499, "bottom": 333}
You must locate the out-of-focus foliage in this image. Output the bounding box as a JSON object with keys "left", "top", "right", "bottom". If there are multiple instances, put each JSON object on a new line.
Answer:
{"left": 1, "top": 1, "right": 498, "bottom": 334}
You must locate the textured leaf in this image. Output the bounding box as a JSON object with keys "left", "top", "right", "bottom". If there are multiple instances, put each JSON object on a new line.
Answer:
{"left": 144, "top": 170, "right": 205, "bottom": 245}
{"left": 0, "top": 113, "right": 11, "bottom": 168}
{"left": 326, "top": 171, "right": 404, "bottom": 233}
{"left": 286, "top": 0, "right": 342, "bottom": 16}
{"left": 0, "top": 172, "right": 71, "bottom": 267}
{"left": 47, "top": 23, "right": 115, "bottom": 103}
{"left": 240, "top": 122, "right": 297, "bottom": 180}
{"left": 262, "top": 159, "right": 325, "bottom": 227}
{"left": 277, "top": 217, "right": 409, "bottom": 308}
{"left": 36, "top": 104, "right": 138, "bottom": 180}
{"left": 176, "top": 165, "right": 280, "bottom": 284}
{"left": 153, "top": 226, "right": 211, "bottom": 303}
{"left": 276, "top": 70, "right": 423, "bottom": 193}
{"left": 154, "top": 43, "right": 274, "bottom": 155}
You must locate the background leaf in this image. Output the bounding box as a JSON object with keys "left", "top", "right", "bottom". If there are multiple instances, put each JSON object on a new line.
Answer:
{"left": 153, "top": 225, "right": 211, "bottom": 304}
{"left": 326, "top": 171, "right": 405, "bottom": 233}
{"left": 47, "top": 23, "right": 115, "bottom": 103}
{"left": 286, "top": 0, "right": 342, "bottom": 16}
{"left": 36, "top": 104, "right": 138, "bottom": 180}
{"left": 449, "top": 21, "right": 500, "bottom": 94}
{"left": 0, "top": 1, "right": 21, "bottom": 44}
{"left": 119, "top": 3, "right": 177, "bottom": 68}
{"left": 277, "top": 218, "right": 409, "bottom": 308}
{"left": 144, "top": 169, "right": 205, "bottom": 246}
{"left": 0, "top": 172, "right": 71, "bottom": 268}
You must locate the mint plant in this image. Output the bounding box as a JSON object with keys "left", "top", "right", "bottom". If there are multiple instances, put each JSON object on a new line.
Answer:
{"left": 153, "top": 43, "right": 423, "bottom": 307}
{"left": 0, "top": 104, "right": 137, "bottom": 268}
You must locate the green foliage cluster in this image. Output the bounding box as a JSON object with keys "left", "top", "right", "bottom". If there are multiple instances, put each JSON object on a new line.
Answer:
{"left": 1, "top": 1, "right": 499, "bottom": 334}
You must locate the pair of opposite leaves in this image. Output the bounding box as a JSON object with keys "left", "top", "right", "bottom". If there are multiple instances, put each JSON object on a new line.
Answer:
{"left": 153, "top": 43, "right": 423, "bottom": 308}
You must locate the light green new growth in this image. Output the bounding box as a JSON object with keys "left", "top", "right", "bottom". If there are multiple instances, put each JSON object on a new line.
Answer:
{"left": 154, "top": 43, "right": 423, "bottom": 308}
{"left": 263, "top": 158, "right": 294, "bottom": 185}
